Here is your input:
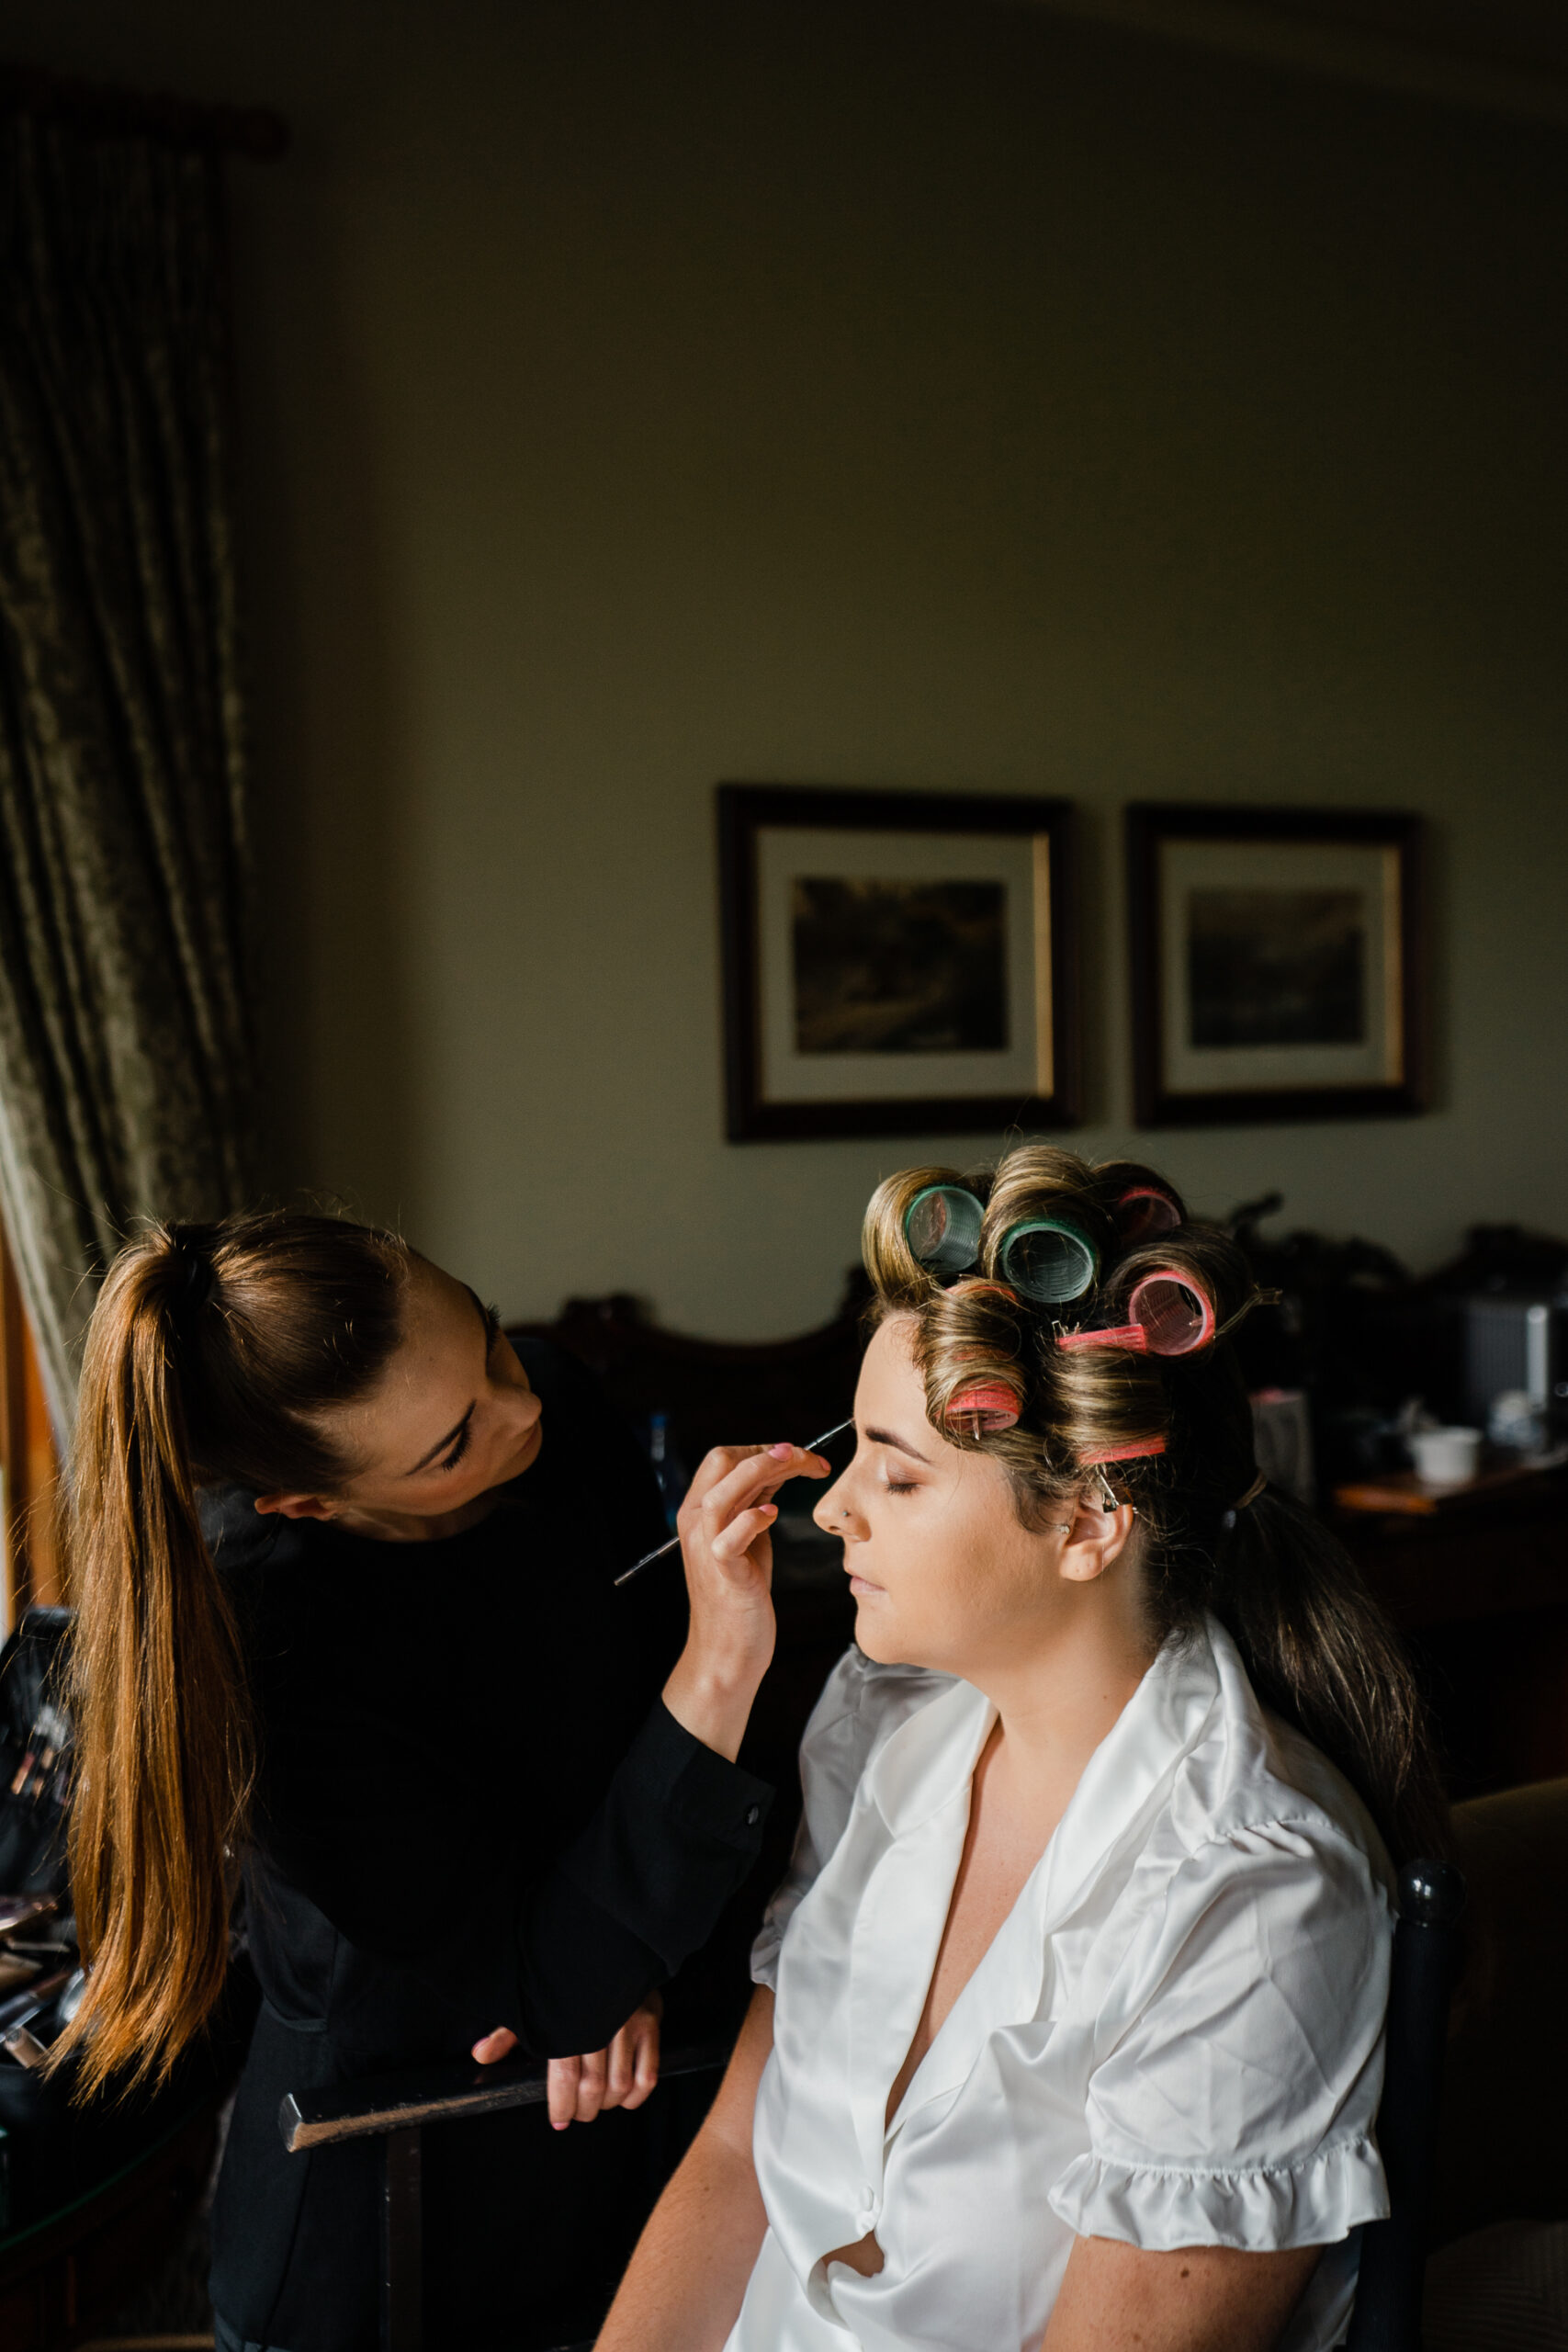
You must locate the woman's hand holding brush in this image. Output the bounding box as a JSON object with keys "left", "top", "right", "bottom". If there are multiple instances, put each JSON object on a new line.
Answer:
{"left": 661, "top": 1441, "right": 831, "bottom": 1762}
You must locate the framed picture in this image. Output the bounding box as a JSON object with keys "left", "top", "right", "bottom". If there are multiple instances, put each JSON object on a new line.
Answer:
{"left": 1127, "top": 804, "right": 1427, "bottom": 1127}
{"left": 719, "top": 784, "right": 1080, "bottom": 1142}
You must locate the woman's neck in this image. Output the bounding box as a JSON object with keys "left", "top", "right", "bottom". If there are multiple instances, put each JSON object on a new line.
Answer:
{"left": 965, "top": 1593, "right": 1156, "bottom": 1810}
{"left": 326, "top": 1487, "right": 506, "bottom": 1543}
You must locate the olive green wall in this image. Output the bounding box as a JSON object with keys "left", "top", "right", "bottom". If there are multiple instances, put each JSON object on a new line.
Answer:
{"left": 14, "top": 0, "right": 1568, "bottom": 1333}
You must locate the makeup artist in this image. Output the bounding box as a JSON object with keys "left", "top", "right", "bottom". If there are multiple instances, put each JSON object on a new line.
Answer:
{"left": 51, "top": 1211, "right": 826, "bottom": 2351}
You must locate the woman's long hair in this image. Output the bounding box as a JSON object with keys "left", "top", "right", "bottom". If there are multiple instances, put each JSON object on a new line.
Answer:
{"left": 54, "top": 1212, "right": 408, "bottom": 2096}
{"left": 863, "top": 1146, "right": 1448, "bottom": 1864}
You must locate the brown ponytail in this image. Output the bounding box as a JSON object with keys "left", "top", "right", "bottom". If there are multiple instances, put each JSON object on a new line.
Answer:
{"left": 54, "top": 1213, "right": 407, "bottom": 2095}
{"left": 863, "top": 1147, "right": 1449, "bottom": 1865}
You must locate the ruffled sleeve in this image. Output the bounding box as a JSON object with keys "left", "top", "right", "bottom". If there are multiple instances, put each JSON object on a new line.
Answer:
{"left": 1049, "top": 1815, "right": 1394, "bottom": 2253}
{"left": 750, "top": 1647, "right": 953, "bottom": 1989}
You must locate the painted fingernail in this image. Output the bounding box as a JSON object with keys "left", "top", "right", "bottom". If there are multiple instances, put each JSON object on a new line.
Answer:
{"left": 767, "top": 1442, "right": 794, "bottom": 1460}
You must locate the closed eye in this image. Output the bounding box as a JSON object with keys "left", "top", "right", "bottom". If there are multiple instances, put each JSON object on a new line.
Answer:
{"left": 438, "top": 1408, "right": 476, "bottom": 1473}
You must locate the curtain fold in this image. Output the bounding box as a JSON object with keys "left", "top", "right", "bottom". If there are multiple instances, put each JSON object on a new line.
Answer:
{"left": 0, "top": 106, "right": 259, "bottom": 1436}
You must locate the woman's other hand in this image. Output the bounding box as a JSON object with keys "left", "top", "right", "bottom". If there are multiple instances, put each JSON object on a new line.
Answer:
{"left": 663, "top": 1442, "right": 830, "bottom": 1760}
{"left": 469, "top": 1995, "right": 663, "bottom": 2130}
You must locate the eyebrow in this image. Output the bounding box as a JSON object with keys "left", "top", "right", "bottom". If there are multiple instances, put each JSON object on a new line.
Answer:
{"left": 864, "top": 1422, "right": 932, "bottom": 1465}
{"left": 403, "top": 1290, "right": 497, "bottom": 1476}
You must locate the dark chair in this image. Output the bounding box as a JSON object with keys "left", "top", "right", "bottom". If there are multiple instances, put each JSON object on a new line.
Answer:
{"left": 1430, "top": 1778, "right": 1568, "bottom": 2249}
{"left": 1345, "top": 1858, "right": 1467, "bottom": 2352}
{"left": 278, "top": 2038, "right": 730, "bottom": 2352}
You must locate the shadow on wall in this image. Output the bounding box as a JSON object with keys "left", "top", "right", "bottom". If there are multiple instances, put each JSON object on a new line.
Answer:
{"left": 230, "top": 138, "right": 420, "bottom": 1227}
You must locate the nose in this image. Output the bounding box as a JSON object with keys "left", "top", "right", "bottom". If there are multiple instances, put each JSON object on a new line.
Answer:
{"left": 814, "top": 1474, "right": 852, "bottom": 1536}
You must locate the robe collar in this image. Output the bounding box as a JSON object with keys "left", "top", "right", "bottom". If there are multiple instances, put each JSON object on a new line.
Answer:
{"left": 844, "top": 1621, "right": 1226, "bottom": 2177}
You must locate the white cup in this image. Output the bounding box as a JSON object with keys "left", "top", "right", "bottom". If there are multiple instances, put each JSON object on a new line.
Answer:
{"left": 1409, "top": 1426, "right": 1483, "bottom": 1487}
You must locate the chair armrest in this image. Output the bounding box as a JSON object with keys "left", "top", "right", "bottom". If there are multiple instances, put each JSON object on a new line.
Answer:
{"left": 278, "top": 2038, "right": 733, "bottom": 2153}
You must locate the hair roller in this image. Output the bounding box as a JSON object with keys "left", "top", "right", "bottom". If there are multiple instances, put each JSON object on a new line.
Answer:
{"left": 1110, "top": 1227, "right": 1256, "bottom": 1339}
{"left": 979, "top": 1146, "right": 1112, "bottom": 1305}
{"left": 946, "top": 1383, "right": 1022, "bottom": 1437}
{"left": 912, "top": 1275, "right": 1031, "bottom": 1448}
{"left": 905, "top": 1185, "right": 986, "bottom": 1281}
{"left": 1093, "top": 1160, "right": 1188, "bottom": 1248}
{"left": 863, "top": 1166, "right": 985, "bottom": 1303}
{"left": 1055, "top": 1243, "right": 1220, "bottom": 1360}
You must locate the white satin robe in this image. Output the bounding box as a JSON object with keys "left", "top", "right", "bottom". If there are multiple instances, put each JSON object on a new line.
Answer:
{"left": 737, "top": 1616, "right": 1394, "bottom": 2352}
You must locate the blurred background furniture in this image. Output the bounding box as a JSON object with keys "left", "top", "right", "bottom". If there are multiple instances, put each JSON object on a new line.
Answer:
{"left": 1415, "top": 1780, "right": 1568, "bottom": 2347}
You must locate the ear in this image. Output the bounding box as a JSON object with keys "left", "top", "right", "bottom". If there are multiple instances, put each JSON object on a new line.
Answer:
{"left": 1057, "top": 1489, "right": 1136, "bottom": 1584}
{"left": 254, "top": 1491, "right": 341, "bottom": 1522}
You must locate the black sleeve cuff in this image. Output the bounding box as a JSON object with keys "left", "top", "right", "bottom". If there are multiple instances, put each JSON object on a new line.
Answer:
{"left": 637, "top": 1697, "right": 774, "bottom": 1845}
{"left": 555, "top": 1699, "right": 773, "bottom": 1969}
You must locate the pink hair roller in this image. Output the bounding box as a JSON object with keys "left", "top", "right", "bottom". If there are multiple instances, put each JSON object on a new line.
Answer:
{"left": 945, "top": 1382, "right": 1021, "bottom": 1436}
{"left": 1055, "top": 1271, "right": 1216, "bottom": 1360}
{"left": 1115, "top": 1183, "right": 1183, "bottom": 1244}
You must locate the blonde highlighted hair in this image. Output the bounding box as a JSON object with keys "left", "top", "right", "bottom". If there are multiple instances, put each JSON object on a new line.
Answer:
{"left": 863, "top": 1144, "right": 1447, "bottom": 1863}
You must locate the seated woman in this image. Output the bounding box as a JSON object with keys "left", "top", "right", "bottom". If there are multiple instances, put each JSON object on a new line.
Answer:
{"left": 599, "top": 1145, "right": 1446, "bottom": 2352}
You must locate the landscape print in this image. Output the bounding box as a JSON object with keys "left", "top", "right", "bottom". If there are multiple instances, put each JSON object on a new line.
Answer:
{"left": 1186, "top": 886, "right": 1368, "bottom": 1049}
{"left": 790, "top": 876, "right": 1010, "bottom": 1055}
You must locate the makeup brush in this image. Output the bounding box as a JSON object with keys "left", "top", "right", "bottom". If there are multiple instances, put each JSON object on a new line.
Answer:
{"left": 615, "top": 1419, "right": 854, "bottom": 1588}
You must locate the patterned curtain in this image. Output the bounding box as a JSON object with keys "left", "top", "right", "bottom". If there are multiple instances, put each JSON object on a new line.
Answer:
{"left": 0, "top": 107, "right": 258, "bottom": 1436}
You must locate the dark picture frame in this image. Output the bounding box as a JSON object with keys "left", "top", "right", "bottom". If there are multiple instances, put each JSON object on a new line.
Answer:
{"left": 1127, "top": 803, "right": 1427, "bottom": 1128}
{"left": 719, "top": 784, "right": 1080, "bottom": 1143}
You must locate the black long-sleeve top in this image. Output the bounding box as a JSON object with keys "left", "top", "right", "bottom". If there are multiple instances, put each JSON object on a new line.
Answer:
{"left": 202, "top": 1340, "right": 772, "bottom": 2350}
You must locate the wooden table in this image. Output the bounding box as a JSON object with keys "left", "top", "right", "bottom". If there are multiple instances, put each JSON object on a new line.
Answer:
{"left": 1336, "top": 1471, "right": 1568, "bottom": 1796}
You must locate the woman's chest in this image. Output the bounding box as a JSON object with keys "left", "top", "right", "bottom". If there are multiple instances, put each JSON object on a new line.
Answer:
{"left": 761, "top": 1782, "right": 1156, "bottom": 2260}
{"left": 885, "top": 1775, "right": 1068, "bottom": 2128}
{"left": 758, "top": 1980, "right": 1090, "bottom": 2351}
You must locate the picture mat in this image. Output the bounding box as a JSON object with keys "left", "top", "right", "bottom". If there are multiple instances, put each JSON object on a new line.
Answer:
{"left": 756, "top": 826, "right": 1048, "bottom": 1103}
{"left": 1158, "top": 839, "right": 1403, "bottom": 1095}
